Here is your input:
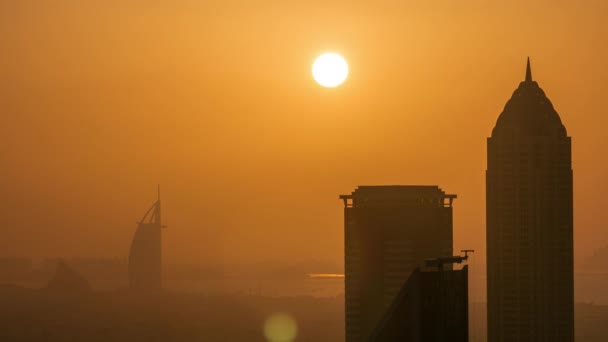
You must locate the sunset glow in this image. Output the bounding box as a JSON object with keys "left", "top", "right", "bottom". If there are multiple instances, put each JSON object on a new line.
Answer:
{"left": 2, "top": 1, "right": 608, "bottom": 340}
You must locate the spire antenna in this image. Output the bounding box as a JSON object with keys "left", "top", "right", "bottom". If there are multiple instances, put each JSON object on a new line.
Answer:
{"left": 156, "top": 184, "right": 161, "bottom": 226}
{"left": 525, "top": 57, "right": 532, "bottom": 82}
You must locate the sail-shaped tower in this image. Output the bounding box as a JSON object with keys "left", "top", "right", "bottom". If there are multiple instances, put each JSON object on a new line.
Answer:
{"left": 128, "top": 187, "right": 165, "bottom": 290}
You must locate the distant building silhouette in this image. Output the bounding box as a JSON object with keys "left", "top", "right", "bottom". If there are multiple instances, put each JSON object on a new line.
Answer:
{"left": 128, "top": 187, "right": 166, "bottom": 290}
{"left": 340, "top": 186, "right": 457, "bottom": 342}
{"left": 69, "top": 257, "right": 127, "bottom": 282}
{"left": 486, "top": 59, "right": 573, "bottom": 341}
{"left": 368, "top": 260, "right": 469, "bottom": 342}
{"left": 45, "top": 260, "right": 91, "bottom": 294}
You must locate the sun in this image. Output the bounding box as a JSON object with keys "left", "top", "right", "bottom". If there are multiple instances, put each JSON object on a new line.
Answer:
{"left": 312, "top": 53, "right": 349, "bottom": 88}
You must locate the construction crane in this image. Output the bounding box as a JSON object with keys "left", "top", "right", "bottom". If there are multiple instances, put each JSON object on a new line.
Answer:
{"left": 425, "top": 250, "right": 475, "bottom": 271}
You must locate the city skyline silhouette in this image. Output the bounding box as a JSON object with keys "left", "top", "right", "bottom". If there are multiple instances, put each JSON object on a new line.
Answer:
{"left": 1, "top": 1, "right": 607, "bottom": 341}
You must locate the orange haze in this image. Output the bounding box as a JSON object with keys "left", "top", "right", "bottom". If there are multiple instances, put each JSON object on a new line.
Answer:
{"left": 1, "top": 1, "right": 607, "bottom": 275}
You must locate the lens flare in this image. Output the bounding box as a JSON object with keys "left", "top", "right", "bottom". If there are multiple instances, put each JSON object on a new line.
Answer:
{"left": 263, "top": 312, "right": 298, "bottom": 342}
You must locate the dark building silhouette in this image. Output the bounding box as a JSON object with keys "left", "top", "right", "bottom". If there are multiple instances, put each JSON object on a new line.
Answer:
{"left": 368, "top": 263, "right": 469, "bottom": 342}
{"left": 486, "top": 59, "right": 573, "bottom": 341}
{"left": 45, "top": 260, "right": 91, "bottom": 294}
{"left": 128, "top": 188, "right": 166, "bottom": 290}
{"left": 340, "top": 186, "right": 457, "bottom": 342}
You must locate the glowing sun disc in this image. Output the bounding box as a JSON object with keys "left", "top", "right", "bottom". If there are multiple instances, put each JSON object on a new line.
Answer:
{"left": 312, "top": 53, "right": 349, "bottom": 88}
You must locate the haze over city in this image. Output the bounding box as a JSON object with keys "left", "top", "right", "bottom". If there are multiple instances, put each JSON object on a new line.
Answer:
{"left": 1, "top": 1, "right": 607, "bottom": 341}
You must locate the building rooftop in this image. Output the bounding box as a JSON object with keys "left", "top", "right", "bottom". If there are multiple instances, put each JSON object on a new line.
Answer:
{"left": 340, "top": 185, "right": 456, "bottom": 208}
{"left": 491, "top": 58, "right": 567, "bottom": 138}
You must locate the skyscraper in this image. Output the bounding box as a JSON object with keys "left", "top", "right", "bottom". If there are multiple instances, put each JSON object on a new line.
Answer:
{"left": 368, "top": 264, "right": 469, "bottom": 342}
{"left": 340, "top": 186, "right": 457, "bottom": 342}
{"left": 486, "top": 59, "right": 573, "bottom": 341}
{"left": 128, "top": 187, "right": 166, "bottom": 290}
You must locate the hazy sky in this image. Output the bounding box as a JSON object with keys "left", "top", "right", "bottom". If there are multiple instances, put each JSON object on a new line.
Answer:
{"left": 1, "top": 0, "right": 607, "bottom": 269}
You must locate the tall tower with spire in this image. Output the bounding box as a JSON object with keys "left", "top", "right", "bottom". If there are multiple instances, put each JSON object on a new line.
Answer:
{"left": 486, "top": 59, "right": 574, "bottom": 341}
{"left": 128, "top": 186, "right": 166, "bottom": 290}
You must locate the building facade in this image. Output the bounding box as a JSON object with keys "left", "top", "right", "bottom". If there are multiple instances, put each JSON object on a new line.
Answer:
{"left": 486, "top": 59, "right": 574, "bottom": 341}
{"left": 368, "top": 266, "right": 469, "bottom": 342}
{"left": 340, "top": 186, "right": 456, "bottom": 342}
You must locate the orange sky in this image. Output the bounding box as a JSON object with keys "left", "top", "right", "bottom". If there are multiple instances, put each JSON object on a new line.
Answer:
{"left": 1, "top": 0, "right": 607, "bottom": 270}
